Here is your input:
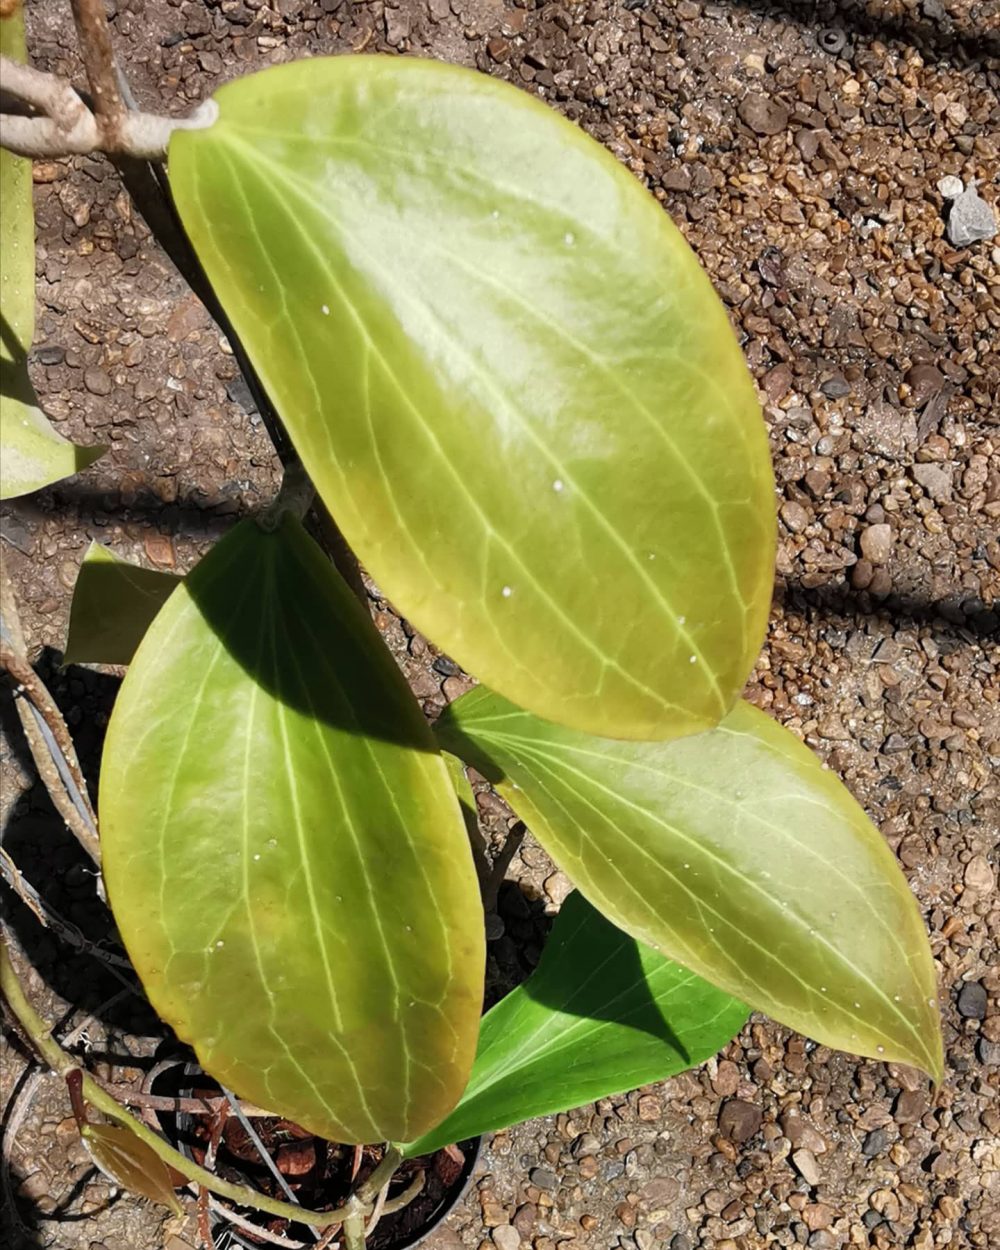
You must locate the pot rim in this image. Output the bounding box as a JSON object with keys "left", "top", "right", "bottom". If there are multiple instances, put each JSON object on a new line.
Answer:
{"left": 146, "top": 1060, "right": 482, "bottom": 1250}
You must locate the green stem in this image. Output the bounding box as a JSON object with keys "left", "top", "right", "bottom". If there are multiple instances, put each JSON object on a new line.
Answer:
{"left": 0, "top": 942, "right": 340, "bottom": 1227}
{"left": 341, "top": 1197, "right": 368, "bottom": 1250}
{"left": 355, "top": 1145, "right": 403, "bottom": 1204}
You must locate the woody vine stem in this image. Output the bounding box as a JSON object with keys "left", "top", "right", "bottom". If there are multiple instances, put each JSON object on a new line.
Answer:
{"left": 0, "top": 0, "right": 215, "bottom": 159}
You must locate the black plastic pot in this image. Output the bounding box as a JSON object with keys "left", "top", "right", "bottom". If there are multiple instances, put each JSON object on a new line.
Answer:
{"left": 148, "top": 1062, "right": 480, "bottom": 1249}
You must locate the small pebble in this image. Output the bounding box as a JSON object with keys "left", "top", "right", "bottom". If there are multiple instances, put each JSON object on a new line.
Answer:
{"left": 936, "top": 175, "right": 964, "bottom": 200}
{"left": 956, "top": 981, "right": 988, "bottom": 1021}
{"left": 946, "top": 183, "right": 998, "bottom": 247}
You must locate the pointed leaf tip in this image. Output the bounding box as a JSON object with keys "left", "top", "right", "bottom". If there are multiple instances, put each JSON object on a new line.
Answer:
{"left": 437, "top": 689, "right": 943, "bottom": 1083}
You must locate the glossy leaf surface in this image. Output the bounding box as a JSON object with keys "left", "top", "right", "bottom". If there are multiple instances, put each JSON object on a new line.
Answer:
{"left": 0, "top": 3, "right": 103, "bottom": 500}
{"left": 82, "top": 1122, "right": 183, "bottom": 1215}
{"left": 437, "top": 690, "right": 943, "bottom": 1080}
{"left": 65, "top": 543, "right": 181, "bottom": 666}
{"left": 167, "top": 56, "right": 775, "bottom": 741}
{"left": 100, "top": 517, "right": 484, "bottom": 1144}
{"left": 402, "top": 891, "right": 747, "bottom": 1156}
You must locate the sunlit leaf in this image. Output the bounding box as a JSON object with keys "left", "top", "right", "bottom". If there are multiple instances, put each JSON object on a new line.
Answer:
{"left": 64, "top": 542, "right": 180, "bottom": 666}
{"left": 167, "top": 56, "right": 775, "bottom": 742}
{"left": 402, "top": 891, "right": 747, "bottom": 1156}
{"left": 0, "top": 2, "right": 103, "bottom": 501}
{"left": 100, "top": 517, "right": 485, "bottom": 1144}
{"left": 437, "top": 689, "right": 943, "bottom": 1081}
{"left": 82, "top": 1122, "right": 184, "bottom": 1216}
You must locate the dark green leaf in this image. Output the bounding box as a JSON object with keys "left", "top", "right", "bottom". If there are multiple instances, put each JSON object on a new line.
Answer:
{"left": 166, "top": 56, "right": 775, "bottom": 741}
{"left": 100, "top": 517, "right": 485, "bottom": 1144}
{"left": 402, "top": 891, "right": 747, "bottom": 1156}
{"left": 65, "top": 543, "right": 181, "bottom": 666}
{"left": 437, "top": 689, "right": 943, "bottom": 1081}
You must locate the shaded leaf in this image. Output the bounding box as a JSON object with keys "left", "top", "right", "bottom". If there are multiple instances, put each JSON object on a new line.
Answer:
{"left": 100, "top": 517, "right": 484, "bottom": 1144}
{"left": 81, "top": 1122, "right": 184, "bottom": 1216}
{"left": 167, "top": 56, "right": 775, "bottom": 742}
{"left": 437, "top": 689, "right": 943, "bottom": 1081}
{"left": 402, "top": 890, "right": 747, "bottom": 1156}
{"left": 65, "top": 542, "right": 181, "bottom": 666}
{"left": 0, "top": 3, "right": 103, "bottom": 500}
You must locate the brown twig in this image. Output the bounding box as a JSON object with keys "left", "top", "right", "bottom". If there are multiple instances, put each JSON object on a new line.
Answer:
{"left": 483, "top": 820, "right": 526, "bottom": 912}
{"left": 0, "top": 566, "right": 101, "bottom": 866}
{"left": 68, "top": 0, "right": 125, "bottom": 139}
{"left": 197, "top": 1187, "right": 215, "bottom": 1250}
{"left": 0, "top": 848, "right": 46, "bottom": 927}
{"left": 0, "top": 850, "right": 136, "bottom": 979}
{"left": 107, "top": 1088, "right": 271, "bottom": 1118}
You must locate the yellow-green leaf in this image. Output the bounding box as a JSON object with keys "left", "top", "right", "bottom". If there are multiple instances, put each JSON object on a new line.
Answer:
{"left": 0, "top": 3, "right": 103, "bottom": 500}
{"left": 81, "top": 1122, "right": 184, "bottom": 1216}
{"left": 437, "top": 689, "right": 943, "bottom": 1082}
{"left": 65, "top": 543, "right": 181, "bottom": 666}
{"left": 100, "top": 517, "right": 485, "bottom": 1144}
{"left": 166, "top": 56, "right": 775, "bottom": 742}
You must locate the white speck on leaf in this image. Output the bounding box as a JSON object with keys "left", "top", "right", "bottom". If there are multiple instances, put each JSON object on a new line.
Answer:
{"left": 501, "top": 585, "right": 513, "bottom": 597}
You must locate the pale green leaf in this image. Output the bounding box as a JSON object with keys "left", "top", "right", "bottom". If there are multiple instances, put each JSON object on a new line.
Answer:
{"left": 437, "top": 689, "right": 943, "bottom": 1081}
{"left": 82, "top": 1122, "right": 184, "bottom": 1216}
{"left": 65, "top": 543, "right": 181, "bottom": 666}
{"left": 0, "top": 4, "right": 103, "bottom": 501}
{"left": 402, "top": 890, "right": 747, "bottom": 1157}
{"left": 166, "top": 56, "right": 775, "bottom": 742}
{"left": 100, "top": 517, "right": 485, "bottom": 1144}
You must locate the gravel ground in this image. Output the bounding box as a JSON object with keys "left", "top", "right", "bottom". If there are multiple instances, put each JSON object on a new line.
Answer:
{"left": 1, "top": 2, "right": 998, "bottom": 1249}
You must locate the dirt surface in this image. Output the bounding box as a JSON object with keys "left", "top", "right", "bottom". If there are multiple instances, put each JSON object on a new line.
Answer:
{"left": 2, "top": 1, "right": 998, "bottom": 1249}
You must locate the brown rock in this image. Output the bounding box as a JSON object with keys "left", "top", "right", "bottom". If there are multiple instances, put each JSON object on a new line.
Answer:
{"left": 964, "top": 856, "right": 994, "bottom": 894}
{"left": 143, "top": 532, "right": 176, "bottom": 569}
{"left": 637, "top": 1093, "right": 662, "bottom": 1122}
{"left": 739, "top": 93, "right": 790, "bottom": 135}
{"left": 803, "top": 1203, "right": 832, "bottom": 1231}
{"left": 860, "top": 523, "right": 893, "bottom": 565}
{"left": 718, "top": 1098, "right": 762, "bottom": 1143}
{"left": 791, "top": 1148, "right": 821, "bottom": 1186}
{"left": 763, "top": 362, "right": 793, "bottom": 401}
{"left": 905, "top": 362, "right": 945, "bottom": 404}
{"left": 712, "top": 1059, "right": 740, "bottom": 1096}
{"left": 83, "top": 367, "right": 112, "bottom": 396}
{"left": 781, "top": 500, "right": 810, "bottom": 532}
{"left": 912, "top": 463, "right": 952, "bottom": 501}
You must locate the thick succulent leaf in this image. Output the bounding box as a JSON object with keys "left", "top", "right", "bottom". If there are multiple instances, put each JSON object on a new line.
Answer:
{"left": 402, "top": 890, "right": 747, "bottom": 1156}
{"left": 437, "top": 689, "right": 943, "bottom": 1081}
{"left": 0, "top": 3, "right": 103, "bottom": 501}
{"left": 100, "top": 517, "right": 484, "bottom": 1144}
{"left": 64, "top": 542, "right": 180, "bottom": 666}
{"left": 167, "top": 56, "right": 775, "bottom": 742}
{"left": 82, "top": 1122, "right": 184, "bottom": 1215}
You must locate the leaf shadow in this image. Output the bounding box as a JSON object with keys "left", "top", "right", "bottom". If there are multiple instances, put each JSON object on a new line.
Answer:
{"left": 1, "top": 311, "right": 36, "bottom": 409}
{"left": 181, "top": 518, "right": 438, "bottom": 752}
{"left": 713, "top": 0, "right": 998, "bottom": 69}
{"left": 521, "top": 891, "right": 693, "bottom": 1063}
{"left": 0, "top": 654, "right": 160, "bottom": 1039}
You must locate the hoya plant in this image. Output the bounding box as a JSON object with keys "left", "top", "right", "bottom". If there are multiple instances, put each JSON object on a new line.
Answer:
{"left": 0, "top": 3, "right": 941, "bottom": 1246}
